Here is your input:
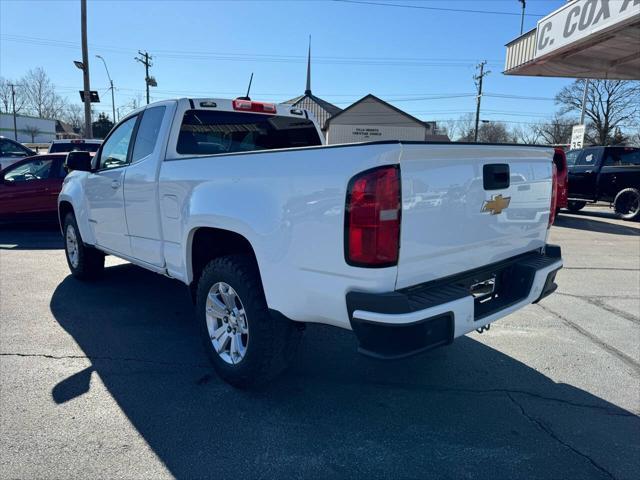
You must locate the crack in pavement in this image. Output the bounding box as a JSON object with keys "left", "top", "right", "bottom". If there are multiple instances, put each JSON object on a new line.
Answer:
{"left": 556, "top": 292, "right": 640, "bottom": 326}
{"left": 3, "top": 352, "right": 638, "bottom": 417}
{"left": 0, "top": 351, "right": 210, "bottom": 369}
{"left": 536, "top": 303, "right": 640, "bottom": 375}
{"left": 507, "top": 393, "right": 617, "bottom": 480}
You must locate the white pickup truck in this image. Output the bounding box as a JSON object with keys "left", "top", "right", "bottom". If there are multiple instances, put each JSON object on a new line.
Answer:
{"left": 59, "top": 98, "right": 562, "bottom": 387}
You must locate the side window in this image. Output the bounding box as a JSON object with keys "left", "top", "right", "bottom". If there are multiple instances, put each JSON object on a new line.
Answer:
{"left": 132, "top": 106, "right": 166, "bottom": 162}
{"left": 575, "top": 149, "right": 599, "bottom": 167}
{"left": 3, "top": 158, "right": 53, "bottom": 183}
{"left": 565, "top": 150, "right": 579, "bottom": 166}
{"left": 98, "top": 116, "right": 137, "bottom": 170}
{"left": 0, "top": 139, "right": 30, "bottom": 157}
{"left": 604, "top": 149, "right": 640, "bottom": 166}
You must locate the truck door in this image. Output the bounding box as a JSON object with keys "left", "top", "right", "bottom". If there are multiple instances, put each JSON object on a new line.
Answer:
{"left": 85, "top": 115, "right": 138, "bottom": 256}
{"left": 123, "top": 103, "right": 173, "bottom": 266}
{"left": 568, "top": 147, "right": 601, "bottom": 200}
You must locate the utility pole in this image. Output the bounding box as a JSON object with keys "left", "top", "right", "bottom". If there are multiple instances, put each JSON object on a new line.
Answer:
{"left": 8, "top": 83, "right": 19, "bottom": 140}
{"left": 518, "top": 0, "right": 526, "bottom": 35}
{"left": 580, "top": 78, "right": 590, "bottom": 125}
{"left": 80, "top": 0, "right": 92, "bottom": 138}
{"left": 473, "top": 61, "right": 490, "bottom": 142}
{"left": 135, "top": 51, "right": 154, "bottom": 104}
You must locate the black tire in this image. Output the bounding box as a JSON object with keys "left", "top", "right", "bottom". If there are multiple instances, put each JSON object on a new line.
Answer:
{"left": 63, "top": 213, "right": 105, "bottom": 280}
{"left": 566, "top": 200, "right": 586, "bottom": 212}
{"left": 195, "top": 255, "right": 302, "bottom": 388}
{"left": 613, "top": 188, "right": 640, "bottom": 221}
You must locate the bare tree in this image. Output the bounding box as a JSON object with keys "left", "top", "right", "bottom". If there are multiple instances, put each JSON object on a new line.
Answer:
{"left": 456, "top": 113, "right": 476, "bottom": 142}
{"left": 24, "top": 125, "right": 41, "bottom": 142}
{"left": 477, "top": 121, "right": 510, "bottom": 143}
{"left": 0, "top": 77, "right": 26, "bottom": 115}
{"left": 62, "top": 103, "right": 84, "bottom": 131}
{"left": 511, "top": 124, "right": 541, "bottom": 144}
{"left": 21, "top": 68, "right": 67, "bottom": 119}
{"left": 556, "top": 79, "right": 640, "bottom": 145}
{"left": 533, "top": 115, "right": 576, "bottom": 145}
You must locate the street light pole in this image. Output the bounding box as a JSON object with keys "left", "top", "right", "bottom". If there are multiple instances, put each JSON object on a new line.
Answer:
{"left": 96, "top": 55, "right": 116, "bottom": 124}
{"left": 80, "top": 0, "right": 92, "bottom": 138}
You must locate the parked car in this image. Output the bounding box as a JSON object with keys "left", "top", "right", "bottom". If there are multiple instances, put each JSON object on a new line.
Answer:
{"left": 0, "top": 153, "right": 68, "bottom": 222}
{"left": 48, "top": 139, "right": 102, "bottom": 154}
{"left": 565, "top": 146, "right": 640, "bottom": 220}
{"left": 58, "top": 98, "right": 562, "bottom": 387}
{"left": 0, "top": 137, "right": 36, "bottom": 171}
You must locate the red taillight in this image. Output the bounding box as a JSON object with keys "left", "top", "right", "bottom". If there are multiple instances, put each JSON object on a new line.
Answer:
{"left": 345, "top": 166, "right": 401, "bottom": 267}
{"left": 549, "top": 162, "right": 558, "bottom": 228}
{"left": 232, "top": 99, "right": 277, "bottom": 114}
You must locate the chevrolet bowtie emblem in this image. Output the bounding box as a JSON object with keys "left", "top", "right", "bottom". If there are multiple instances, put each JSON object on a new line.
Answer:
{"left": 482, "top": 194, "right": 511, "bottom": 215}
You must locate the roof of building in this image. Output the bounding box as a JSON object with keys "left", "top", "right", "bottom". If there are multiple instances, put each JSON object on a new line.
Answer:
{"left": 282, "top": 37, "right": 342, "bottom": 130}
{"left": 325, "top": 94, "right": 427, "bottom": 128}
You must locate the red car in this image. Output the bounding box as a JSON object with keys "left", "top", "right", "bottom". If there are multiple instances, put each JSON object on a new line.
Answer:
{"left": 0, "top": 153, "right": 68, "bottom": 222}
{"left": 553, "top": 148, "right": 568, "bottom": 212}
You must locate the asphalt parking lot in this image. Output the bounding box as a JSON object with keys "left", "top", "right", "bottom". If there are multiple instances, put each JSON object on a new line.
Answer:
{"left": 1, "top": 206, "right": 639, "bottom": 479}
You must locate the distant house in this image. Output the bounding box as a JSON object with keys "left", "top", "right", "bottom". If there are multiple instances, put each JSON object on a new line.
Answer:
{"left": 325, "top": 94, "right": 449, "bottom": 144}
{"left": 282, "top": 42, "right": 342, "bottom": 134}
{"left": 56, "top": 120, "right": 81, "bottom": 139}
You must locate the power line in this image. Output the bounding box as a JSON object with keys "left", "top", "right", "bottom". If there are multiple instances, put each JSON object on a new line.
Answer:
{"left": 332, "top": 0, "right": 546, "bottom": 17}
{"left": 1, "top": 34, "right": 502, "bottom": 67}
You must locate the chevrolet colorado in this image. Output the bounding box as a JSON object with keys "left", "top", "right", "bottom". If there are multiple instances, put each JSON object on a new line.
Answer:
{"left": 59, "top": 98, "right": 563, "bottom": 387}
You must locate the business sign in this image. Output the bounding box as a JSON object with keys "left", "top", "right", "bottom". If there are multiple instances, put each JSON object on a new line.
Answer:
{"left": 326, "top": 124, "right": 425, "bottom": 145}
{"left": 571, "top": 124, "right": 586, "bottom": 149}
{"left": 535, "top": 0, "right": 640, "bottom": 57}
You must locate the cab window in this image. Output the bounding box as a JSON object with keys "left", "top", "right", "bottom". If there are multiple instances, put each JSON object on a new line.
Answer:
{"left": 98, "top": 116, "right": 137, "bottom": 170}
{"left": 132, "top": 106, "right": 166, "bottom": 162}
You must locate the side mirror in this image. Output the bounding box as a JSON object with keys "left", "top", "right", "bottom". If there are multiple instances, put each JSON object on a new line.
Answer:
{"left": 65, "top": 151, "right": 93, "bottom": 172}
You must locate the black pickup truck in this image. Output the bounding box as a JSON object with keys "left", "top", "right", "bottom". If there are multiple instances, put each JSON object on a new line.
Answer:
{"left": 565, "top": 146, "right": 640, "bottom": 221}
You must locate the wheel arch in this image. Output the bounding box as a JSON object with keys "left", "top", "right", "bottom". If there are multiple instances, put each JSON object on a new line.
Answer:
{"left": 58, "top": 200, "right": 75, "bottom": 233}
{"left": 187, "top": 226, "right": 263, "bottom": 301}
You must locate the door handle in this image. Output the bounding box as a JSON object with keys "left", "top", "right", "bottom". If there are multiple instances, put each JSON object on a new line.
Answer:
{"left": 111, "top": 179, "right": 121, "bottom": 189}
{"left": 584, "top": 170, "right": 593, "bottom": 174}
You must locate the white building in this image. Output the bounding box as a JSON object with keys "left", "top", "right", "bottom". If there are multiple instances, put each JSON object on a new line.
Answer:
{"left": 325, "top": 94, "right": 448, "bottom": 145}
{"left": 504, "top": 0, "right": 639, "bottom": 79}
{"left": 0, "top": 113, "right": 56, "bottom": 143}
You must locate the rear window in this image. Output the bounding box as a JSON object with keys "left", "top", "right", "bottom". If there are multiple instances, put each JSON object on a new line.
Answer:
{"left": 604, "top": 148, "right": 640, "bottom": 166}
{"left": 49, "top": 142, "right": 100, "bottom": 153}
{"left": 176, "top": 110, "right": 322, "bottom": 155}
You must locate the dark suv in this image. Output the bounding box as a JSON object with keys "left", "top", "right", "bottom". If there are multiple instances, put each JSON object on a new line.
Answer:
{"left": 566, "top": 146, "right": 640, "bottom": 221}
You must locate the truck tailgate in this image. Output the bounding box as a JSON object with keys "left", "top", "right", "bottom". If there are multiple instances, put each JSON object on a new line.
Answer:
{"left": 397, "top": 144, "right": 553, "bottom": 289}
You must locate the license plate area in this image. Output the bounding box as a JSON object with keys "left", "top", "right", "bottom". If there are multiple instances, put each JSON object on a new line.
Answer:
{"left": 453, "top": 264, "right": 533, "bottom": 321}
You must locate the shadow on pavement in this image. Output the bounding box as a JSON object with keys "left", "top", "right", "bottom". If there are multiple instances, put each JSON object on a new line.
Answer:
{"left": 0, "top": 223, "right": 63, "bottom": 250}
{"left": 50, "top": 264, "right": 640, "bottom": 479}
{"left": 555, "top": 212, "right": 639, "bottom": 236}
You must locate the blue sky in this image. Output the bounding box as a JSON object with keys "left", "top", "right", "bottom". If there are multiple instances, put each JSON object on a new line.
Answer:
{"left": 1, "top": 0, "right": 572, "bottom": 128}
